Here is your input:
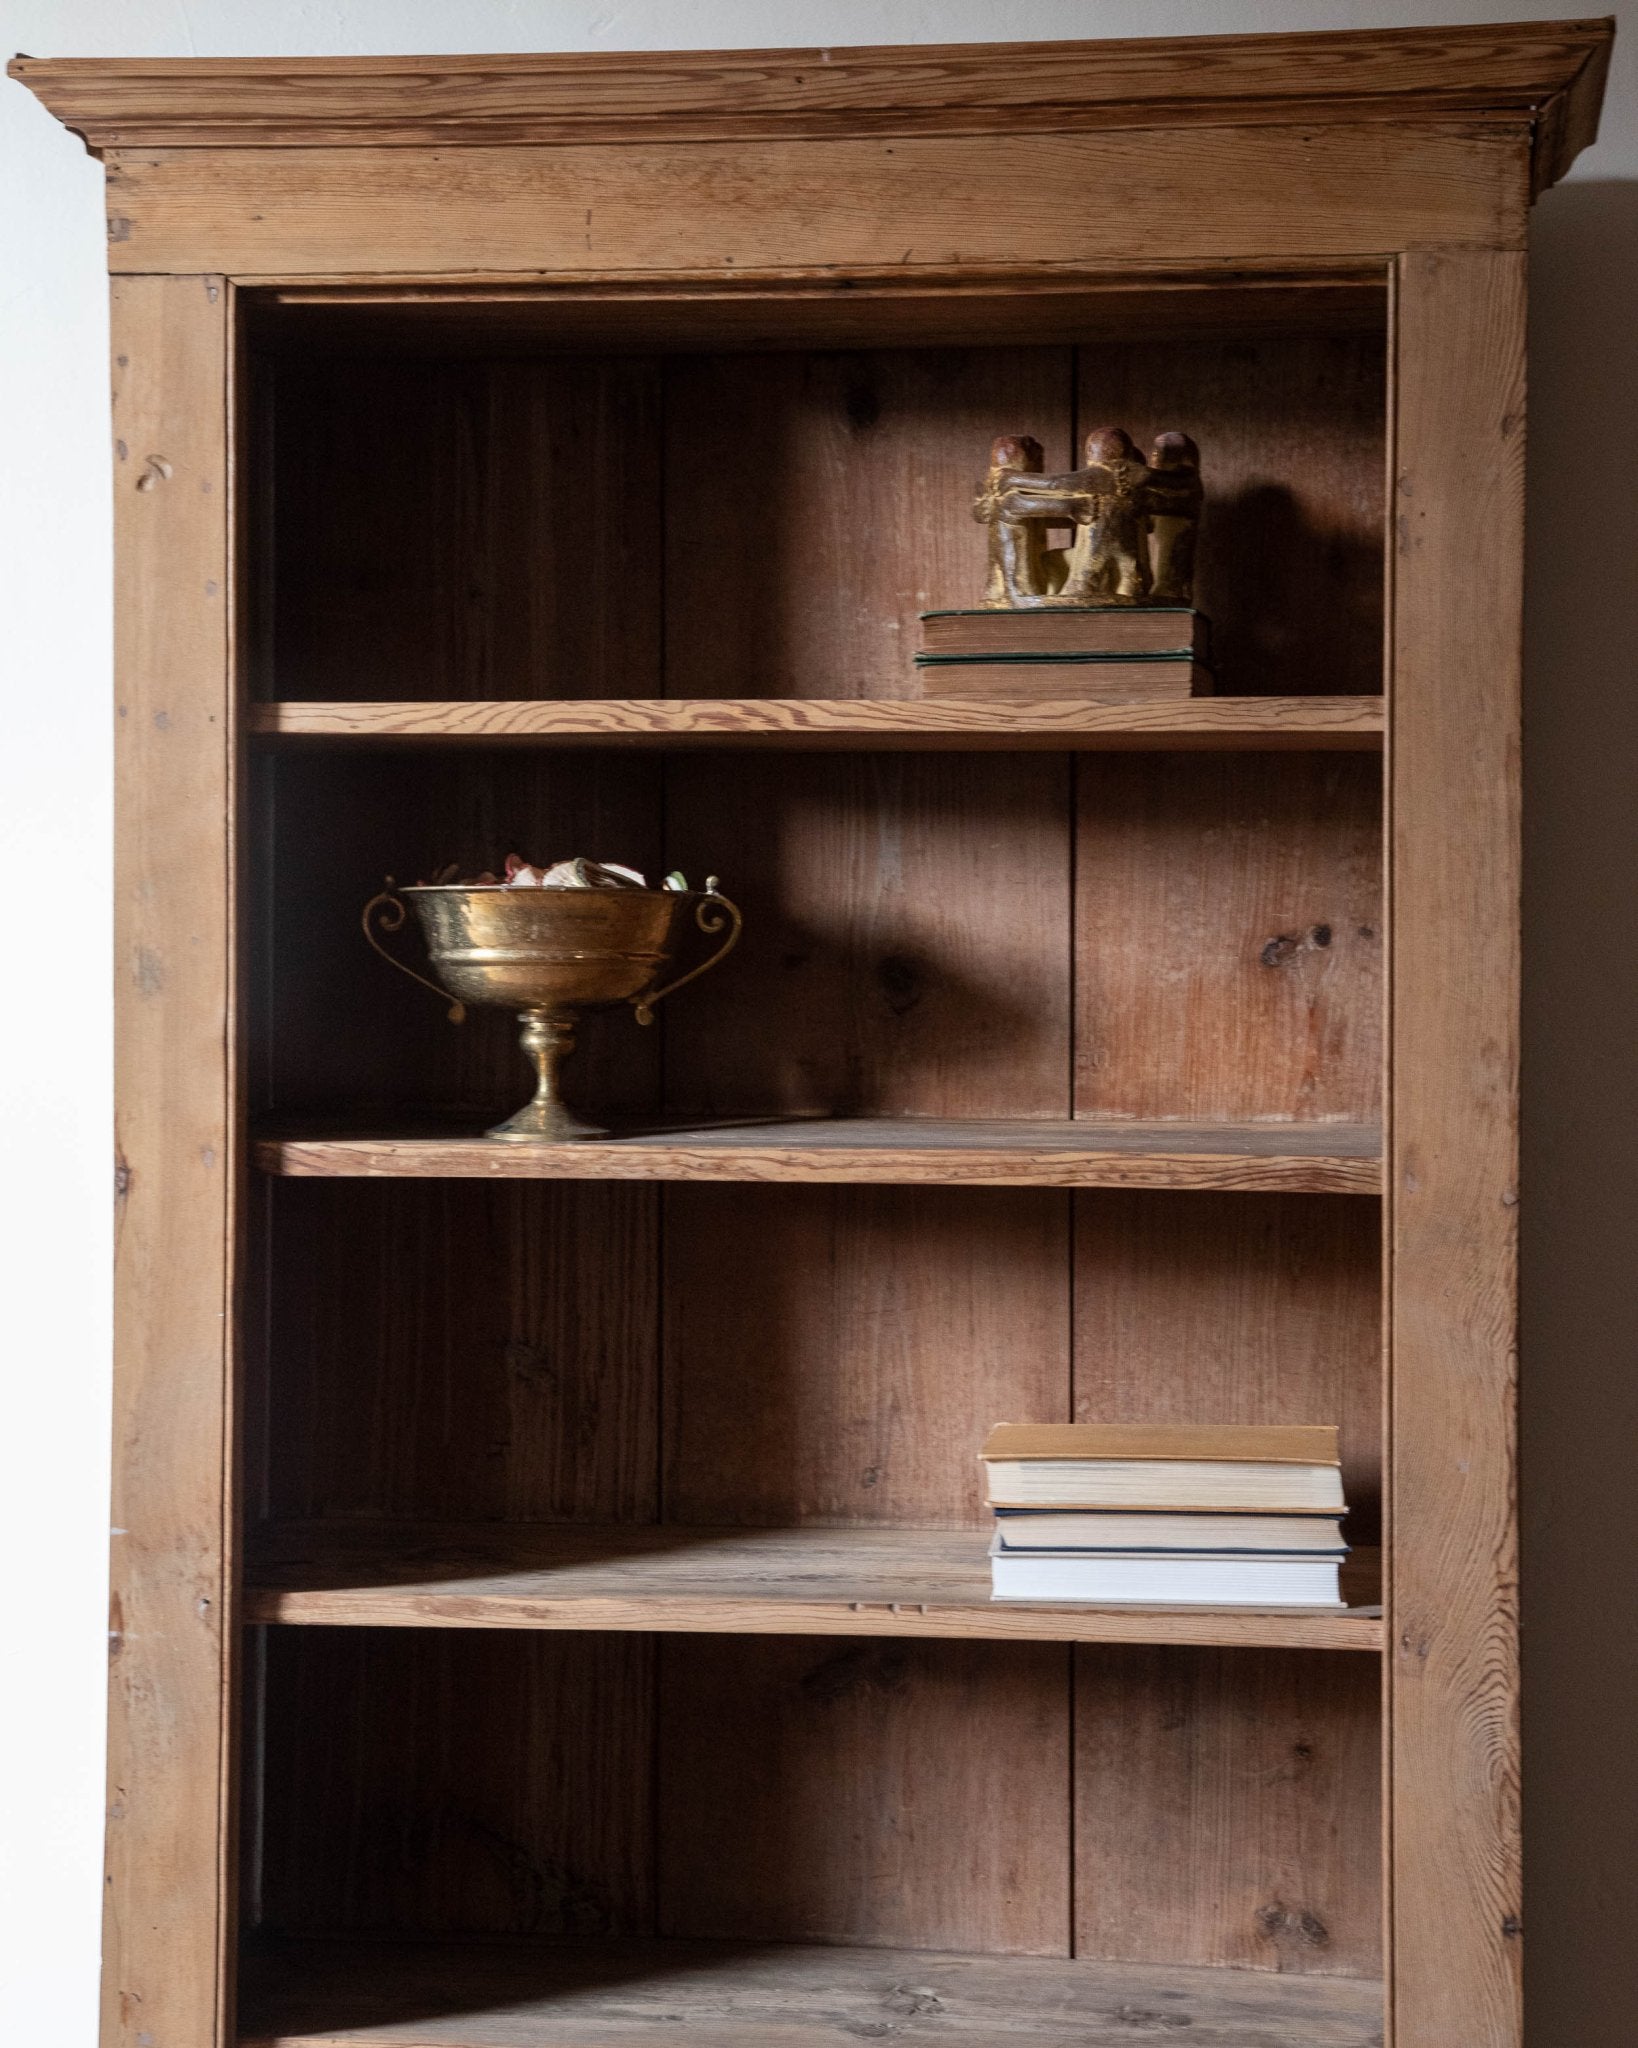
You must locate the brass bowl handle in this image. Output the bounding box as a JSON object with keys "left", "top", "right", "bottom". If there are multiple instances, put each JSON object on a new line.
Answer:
{"left": 632, "top": 891, "right": 743, "bottom": 1026}
{"left": 362, "top": 883, "right": 467, "bottom": 1023}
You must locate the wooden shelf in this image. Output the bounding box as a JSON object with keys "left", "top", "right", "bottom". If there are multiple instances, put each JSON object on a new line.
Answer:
{"left": 245, "top": 1522, "right": 1384, "bottom": 1651}
{"left": 239, "top": 1935, "right": 1385, "bottom": 2046}
{"left": 255, "top": 1117, "right": 1383, "bottom": 1192}
{"left": 247, "top": 694, "right": 1384, "bottom": 751}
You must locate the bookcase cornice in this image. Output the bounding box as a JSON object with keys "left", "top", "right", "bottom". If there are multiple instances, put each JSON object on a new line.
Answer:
{"left": 9, "top": 17, "right": 1611, "bottom": 193}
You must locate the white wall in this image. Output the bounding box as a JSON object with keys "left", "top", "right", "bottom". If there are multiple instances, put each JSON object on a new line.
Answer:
{"left": 3, "top": 3, "right": 1634, "bottom": 2040}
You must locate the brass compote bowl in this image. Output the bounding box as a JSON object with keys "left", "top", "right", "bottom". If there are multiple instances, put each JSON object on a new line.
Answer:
{"left": 363, "top": 879, "right": 742, "bottom": 1141}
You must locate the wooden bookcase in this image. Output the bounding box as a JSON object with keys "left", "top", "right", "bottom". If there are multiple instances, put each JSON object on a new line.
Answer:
{"left": 13, "top": 20, "right": 1612, "bottom": 2048}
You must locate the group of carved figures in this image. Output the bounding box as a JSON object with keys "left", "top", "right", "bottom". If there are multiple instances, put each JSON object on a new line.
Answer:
{"left": 973, "top": 428, "right": 1203, "bottom": 608}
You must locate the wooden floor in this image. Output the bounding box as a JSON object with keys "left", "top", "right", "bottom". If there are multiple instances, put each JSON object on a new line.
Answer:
{"left": 247, "top": 693, "right": 1386, "bottom": 751}
{"left": 256, "top": 1118, "right": 1383, "bottom": 1193}
{"left": 245, "top": 1523, "right": 1383, "bottom": 1650}
{"left": 239, "top": 1937, "right": 1386, "bottom": 2046}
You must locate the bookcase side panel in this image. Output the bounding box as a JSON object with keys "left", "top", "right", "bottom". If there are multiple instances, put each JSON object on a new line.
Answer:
{"left": 107, "top": 273, "right": 236, "bottom": 2048}
{"left": 1388, "top": 249, "right": 1525, "bottom": 2048}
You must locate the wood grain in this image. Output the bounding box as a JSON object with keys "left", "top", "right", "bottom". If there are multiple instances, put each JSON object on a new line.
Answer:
{"left": 664, "top": 346, "right": 1071, "bottom": 703}
{"left": 659, "top": 1636, "right": 1071, "bottom": 1953}
{"left": 662, "top": 755, "right": 1071, "bottom": 1117}
{"left": 1076, "top": 331, "right": 1386, "bottom": 699}
{"left": 13, "top": 19, "right": 1607, "bottom": 159}
{"left": 106, "top": 274, "right": 235, "bottom": 2048}
{"left": 1074, "top": 1192, "right": 1383, "bottom": 1542}
{"left": 97, "top": 127, "right": 1528, "bottom": 277}
{"left": 1388, "top": 250, "right": 1525, "bottom": 2048}
{"left": 656, "top": 717, "right": 1077, "bottom": 1956}
{"left": 1075, "top": 754, "right": 1383, "bottom": 1124}
{"left": 257, "top": 1179, "right": 657, "bottom": 1523}
{"left": 257, "top": 1628, "right": 653, "bottom": 1937}
{"left": 254, "top": 1119, "right": 1383, "bottom": 1192}
{"left": 237, "top": 1935, "right": 1386, "bottom": 2047}
{"left": 665, "top": 1187, "right": 1066, "bottom": 1526}
{"left": 248, "top": 695, "right": 1386, "bottom": 748}
{"left": 244, "top": 1522, "right": 1385, "bottom": 1651}
{"left": 246, "top": 272, "right": 1389, "bottom": 356}
{"left": 1076, "top": 1647, "right": 1382, "bottom": 1977}
{"left": 265, "top": 356, "right": 661, "bottom": 704}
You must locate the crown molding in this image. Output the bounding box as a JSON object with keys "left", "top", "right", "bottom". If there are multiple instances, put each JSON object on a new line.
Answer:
{"left": 8, "top": 18, "right": 1613, "bottom": 193}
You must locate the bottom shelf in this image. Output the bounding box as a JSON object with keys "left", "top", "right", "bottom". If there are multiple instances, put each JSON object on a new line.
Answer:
{"left": 240, "top": 1938, "right": 1384, "bottom": 2047}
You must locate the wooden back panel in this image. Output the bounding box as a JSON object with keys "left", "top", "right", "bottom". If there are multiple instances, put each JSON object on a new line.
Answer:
{"left": 247, "top": 314, "right": 1387, "bottom": 1975}
{"left": 262, "top": 324, "right": 1382, "bottom": 706}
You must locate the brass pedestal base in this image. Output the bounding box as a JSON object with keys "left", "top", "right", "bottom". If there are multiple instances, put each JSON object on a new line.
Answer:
{"left": 484, "top": 1008, "right": 609, "bottom": 1143}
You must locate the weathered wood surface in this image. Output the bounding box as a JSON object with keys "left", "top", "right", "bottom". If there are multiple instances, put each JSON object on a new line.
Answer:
{"left": 238, "top": 1936, "right": 1386, "bottom": 2046}
{"left": 1074, "top": 1190, "right": 1383, "bottom": 1542}
{"left": 1075, "top": 755, "right": 1383, "bottom": 1124}
{"left": 254, "top": 1118, "right": 1383, "bottom": 1192}
{"left": 257, "top": 1629, "right": 653, "bottom": 1938}
{"left": 265, "top": 355, "right": 661, "bottom": 703}
{"left": 662, "top": 753, "right": 1070, "bottom": 1118}
{"left": 664, "top": 346, "right": 1070, "bottom": 703}
{"left": 248, "top": 694, "right": 1386, "bottom": 749}
{"left": 1076, "top": 1647, "right": 1383, "bottom": 1978}
{"left": 97, "top": 127, "right": 1528, "bottom": 276}
{"left": 664, "top": 1187, "right": 1066, "bottom": 1526}
{"left": 258, "top": 1181, "right": 658, "bottom": 1523}
{"left": 245, "top": 1522, "right": 1384, "bottom": 1650}
{"left": 11, "top": 19, "right": 1607, "bottom": 170}
{"left": 1388, "top": 249, "right": 1525, "bottom": 2048}
{"left": 660, "top": 1637, "right": 1072, "bottom": 1952}
{"left": 106, "top": 274, "right": 236, "bottom": 2048}
{"left": 248, "top": 272, "right": 1389, "bottom": 355}
{"left": 1076, "top": 331, "right": 1386, "bottom": 699}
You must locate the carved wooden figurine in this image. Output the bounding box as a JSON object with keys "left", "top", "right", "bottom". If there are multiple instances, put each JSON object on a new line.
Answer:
{"left": 973, "top": 426, "right": 1203, "bottom": 607}
{"left": 1145, "top": 431, "right": 1203, "bottom": 602}
{"left": 972, "top": 434, "right": 1053, "bottom": 604}
{"left": 1061, "top": 426, "right": 1152, "bottom": 603}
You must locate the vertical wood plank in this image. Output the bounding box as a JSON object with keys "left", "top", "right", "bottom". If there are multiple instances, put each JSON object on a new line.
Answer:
{"left": 1389, "top": 248, "right": 1525, "bottom": 2048}
{"left": 1076, "top": 330, "right": 1387, "bottom": 699}
{"left": 665, "top": 1184, "right": 1068, "bottom": 1528}
{"left": 108, "top": 273, "right": 234, "bottom": 2048}
{"left": 1074, "top": 1191, "right": 1383, "bottom": 1541}
{"left": 267, "top": 356, "right": 662, "bottom": 701}
{"left": 259, "top": 1630, "right": 653, "bottom": 1938}
{"left": 659, "top": 1637, "right": 1071, "bottom": 1955}
{"left": 1075, "top": 754, "right": 1383, "bottom": 1125}
{"left": 1075, "top": 1646, "right": 1382, "bottom": 1978}
{"left": 664, "top": 346, "right": 1072, "bottom": 699}
{"left": 663, "top": 751, "right": 1072, "bottom": 1119}
{"left": 264, "top": 1179, "right": 658, "bottom": 1523}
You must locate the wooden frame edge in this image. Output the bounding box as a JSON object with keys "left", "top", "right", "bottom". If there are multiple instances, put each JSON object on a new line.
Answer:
{"left": 106, "top": 272, "right": 237, "bottom": 2048}
{"left": 9, "top": 18, "right": 1612, "bottom": 174}
{"left": 1387, "top": 246, "right": 1525, "bottom": 2048}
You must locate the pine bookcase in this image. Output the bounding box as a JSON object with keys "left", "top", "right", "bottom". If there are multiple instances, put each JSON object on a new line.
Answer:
{"left": 14, "top": 19, "right": 1613, "bottom": 2047}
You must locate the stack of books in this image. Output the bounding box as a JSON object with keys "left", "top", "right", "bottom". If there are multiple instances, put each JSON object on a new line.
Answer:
{"left": 982, "top": 1422, "right": 1347, "bottom": 1608}
{"left": 913, "top": 606, "right": 1211, "bottom": 700}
